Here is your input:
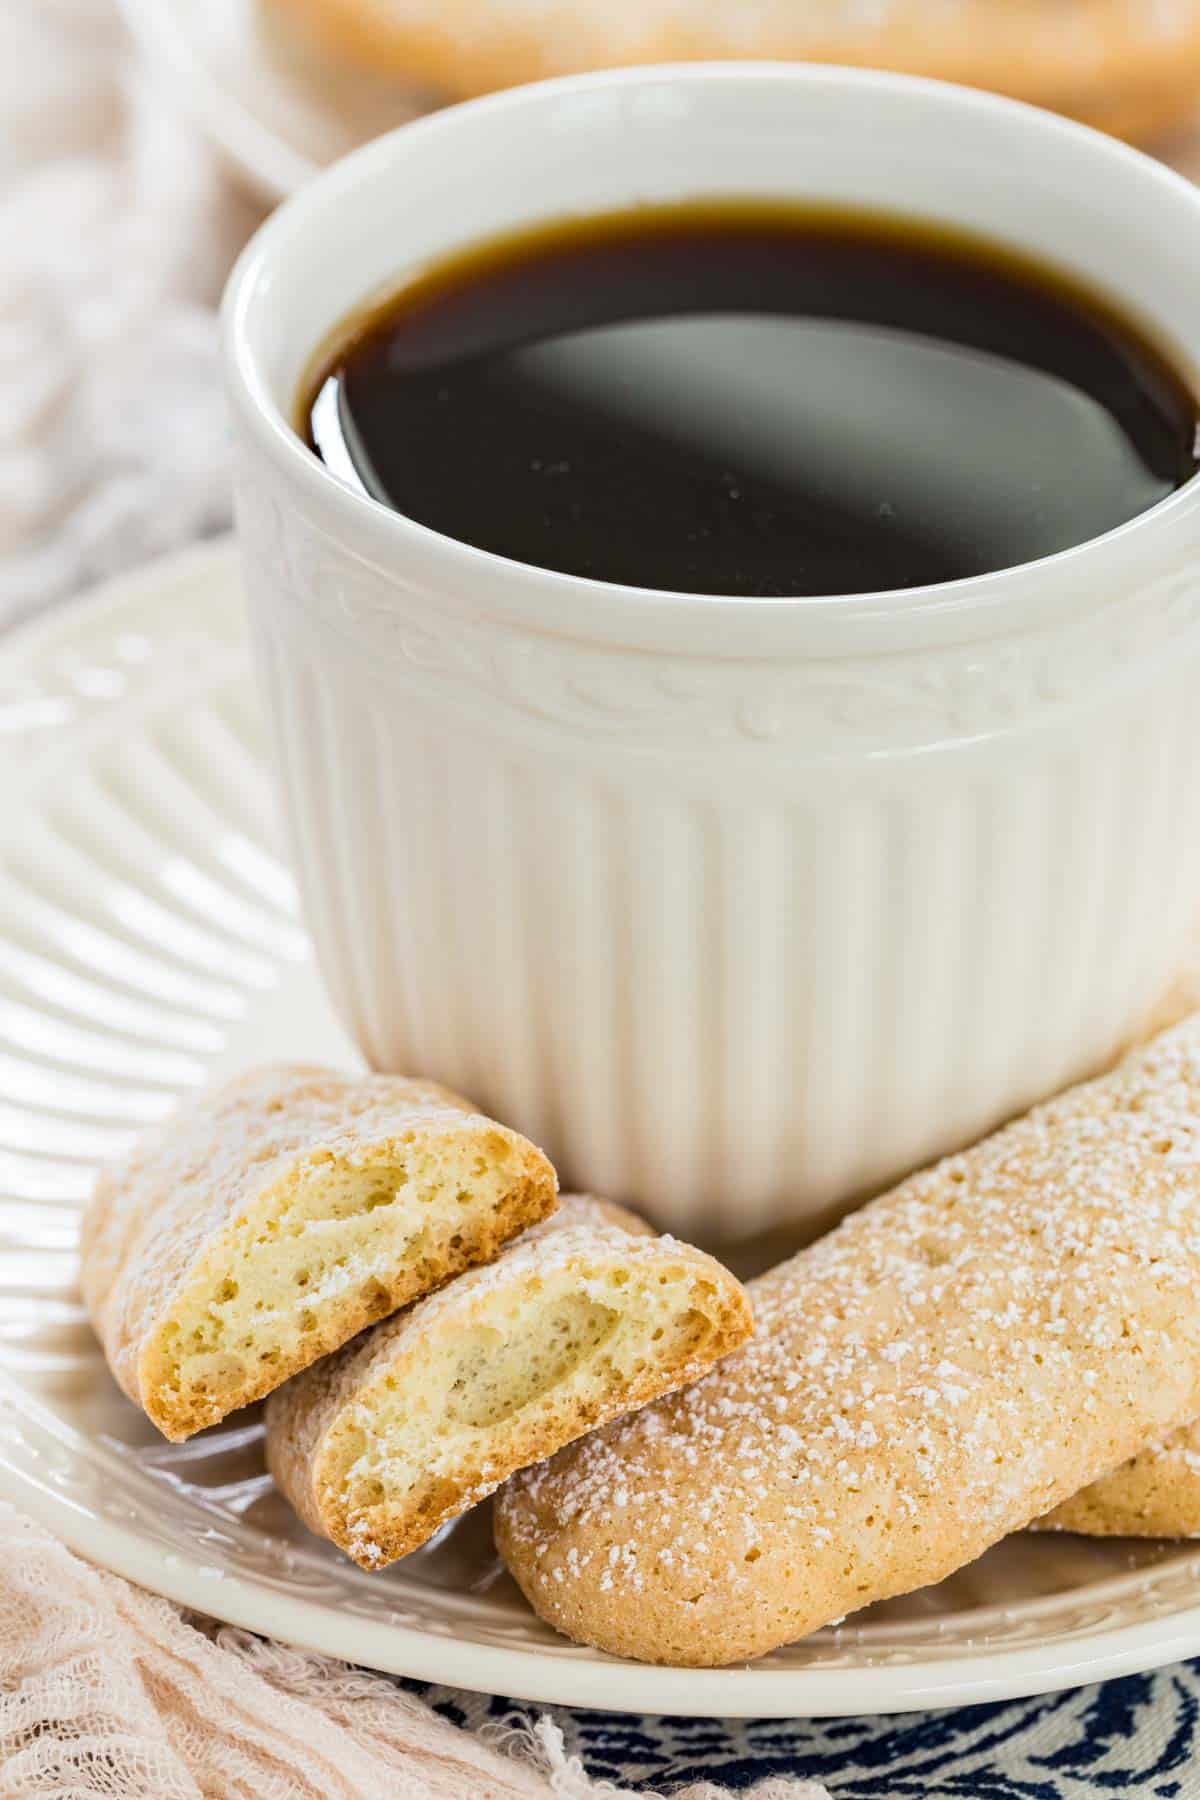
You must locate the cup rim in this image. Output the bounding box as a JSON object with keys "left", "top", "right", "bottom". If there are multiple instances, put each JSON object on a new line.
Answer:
{"left": 222, "top": 60, "right": 1200, "bottom": 655}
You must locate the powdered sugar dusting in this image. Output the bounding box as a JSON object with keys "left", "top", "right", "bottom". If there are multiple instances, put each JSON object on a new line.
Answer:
{"left": 81, "top": 1062, "right": 551, "bottom": 1427}
{"left": 498, "top": 1018, "right": 1200, "bottom": 1663}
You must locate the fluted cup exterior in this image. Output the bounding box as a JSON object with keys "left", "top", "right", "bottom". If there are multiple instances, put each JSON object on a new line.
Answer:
{"left": 224, "top": 65, "right": 1200, "bottom": 1238}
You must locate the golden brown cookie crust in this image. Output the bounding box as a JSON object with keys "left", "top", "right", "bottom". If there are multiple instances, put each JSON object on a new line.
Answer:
{"left": 267, "top": 0, "right": 1200, "bottom": 140}
{"left": 496, "top": 1019, "right": 1200, "bottom": 1665}
{"left": 1040, "top": 1423, "right": 1200, "bottom": 1537}
{"left": 1037, "top": 979, "right": 1200, "bottom": 1537}
{"left": 82, "top": 1063, "right": 557, "bottom": 1441}
{"left": 266, "top": 1195, "right": 752, "bottom": 1566}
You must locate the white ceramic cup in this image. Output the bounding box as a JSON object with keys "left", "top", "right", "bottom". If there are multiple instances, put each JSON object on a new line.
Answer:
{"left": 223, "top": 63, "right": 1200, "bottom": 1242}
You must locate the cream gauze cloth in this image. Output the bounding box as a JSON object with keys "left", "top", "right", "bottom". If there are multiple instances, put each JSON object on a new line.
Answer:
{"left": 0, "top": 0, "right": 255, "bottom": 626}
{"left": 0, "top": 1502, "right": 828, "bottom": 1799}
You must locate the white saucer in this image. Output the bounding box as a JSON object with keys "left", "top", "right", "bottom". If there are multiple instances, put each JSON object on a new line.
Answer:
{"left": 116, "top": 0, "right": 436, "bottom": 202}
{"left": 5, "top": 538, "right": 1200, "bottom": 1716}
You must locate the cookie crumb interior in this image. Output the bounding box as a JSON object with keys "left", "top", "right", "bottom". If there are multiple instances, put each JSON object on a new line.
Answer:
{"left": 143, "top": 1139, "right": 526, "bottom": 1428}
{"left": 321, "top": 1264, "right": 720, "bottom": 1558}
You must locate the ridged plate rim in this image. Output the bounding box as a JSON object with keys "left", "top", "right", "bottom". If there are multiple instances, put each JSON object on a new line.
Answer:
{"left": 4, "top": 538, "right": 1200, "bottom": 1715}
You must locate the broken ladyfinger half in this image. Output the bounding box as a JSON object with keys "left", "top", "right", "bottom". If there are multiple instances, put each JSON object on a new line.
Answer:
{"left": 80, "top": 1063, "right": 557, "bottom": 1441}
{"left": 265, "top": 1196, "right": 752, "bottom": 1567}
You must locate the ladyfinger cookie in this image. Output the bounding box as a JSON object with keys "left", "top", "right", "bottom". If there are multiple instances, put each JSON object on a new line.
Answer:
{"left": 266, "top": 1196, "right": 751, "bottom": 1566}
{"left": 496, "top": 1017, "right": 1200, "bottom": 1665}
{"left": 266, "top": 0, "right": 1200, "bottom": 143}
{"left": 1041, "top": 986, "right": 1200, "bottom": 1536}
{"left": 1040, "top": 1423, "right": 1200, "bottom": 1537}
{"left": 81, "top": 1063, "right": 556, "bottom": 1441}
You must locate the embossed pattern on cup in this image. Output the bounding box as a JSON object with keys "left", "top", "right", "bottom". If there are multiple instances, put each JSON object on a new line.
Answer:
{"left": 225, "top": 66, "right": 1200, "bottom": 1238}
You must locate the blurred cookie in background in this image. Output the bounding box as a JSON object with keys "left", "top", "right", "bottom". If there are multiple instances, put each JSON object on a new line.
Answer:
{"left": 264, "top": 0, "right": 1200, "bottom": 142}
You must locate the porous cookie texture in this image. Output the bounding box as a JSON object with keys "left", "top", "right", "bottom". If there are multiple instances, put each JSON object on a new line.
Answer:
{"left": 80, "top": 1064, "right": 557, "bottom": 1442}
{"left": 496, "top": 1018, "right": 1200, "bottom": 1666}
{"left": 1040, "top": 1423, "right": 1200, "bottom": 1537}
{"left": 1045, "top": 982, "right": 1200, "bottom": 1537}
{"left": 266, "top": 1196, "right": 752, "bottom": 1567}
{"left": 268, "top": 0, "right": 1200, "bottom": 140}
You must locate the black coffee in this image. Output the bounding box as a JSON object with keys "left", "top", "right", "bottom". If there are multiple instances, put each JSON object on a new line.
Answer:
{"left": 303, "top": 202, "right": 1198, "bottom": 596}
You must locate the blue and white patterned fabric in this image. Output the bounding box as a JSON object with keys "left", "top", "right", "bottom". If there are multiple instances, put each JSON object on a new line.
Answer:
{"left": 420, "top": 1662, "right": 1200, "bottom": 1796}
